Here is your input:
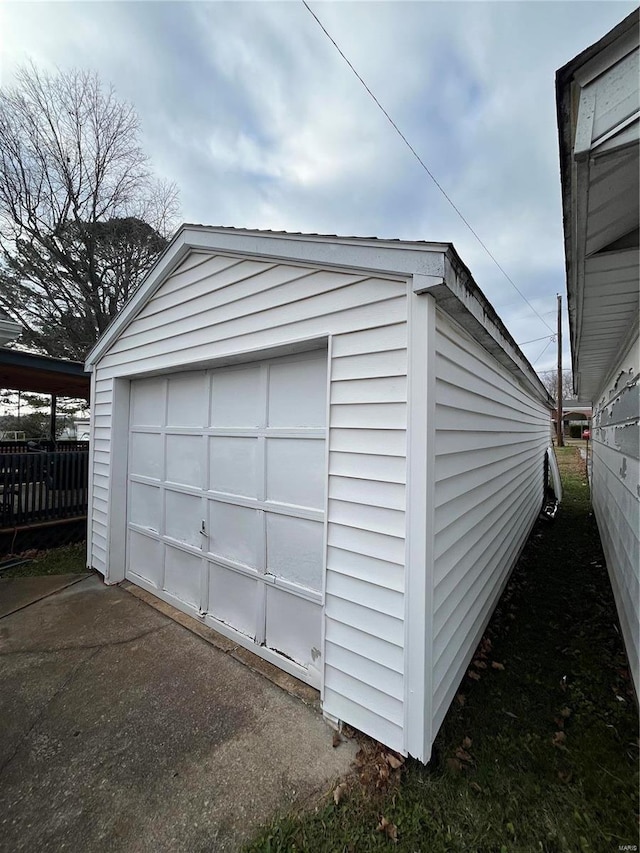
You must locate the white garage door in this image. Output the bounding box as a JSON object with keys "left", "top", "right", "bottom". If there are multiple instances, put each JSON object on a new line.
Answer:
{"left": 126, "top": 350, "right": 327, "bottom": 686}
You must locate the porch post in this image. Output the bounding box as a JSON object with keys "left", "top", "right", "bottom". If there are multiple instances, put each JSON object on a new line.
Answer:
{"left": 50, "top": 394, "right": 57, "bottom": 443}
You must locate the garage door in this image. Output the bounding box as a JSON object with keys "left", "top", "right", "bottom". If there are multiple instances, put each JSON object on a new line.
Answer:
{"left": 126, "top": 350, "right": 327, "bottom": 685}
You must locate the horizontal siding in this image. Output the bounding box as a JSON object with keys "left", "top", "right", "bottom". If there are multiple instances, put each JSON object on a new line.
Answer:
{"left": 591, "top": 335, "right": 639, "bottom": 694}
{"left": 91, "top": 250, "right": 409, "bottom": 750}
{"left": 431, "top": 311, "right": 549, "bottom": 734}
{"left": 97, "top": 259, "right": 407, "bottom": 376}
{"left": 324, "top": 318, "right": 407, "bottom": 746}
{"left": 89, "top": 375, "right": 112, "bottom": 574}
{"left": 323, "top": 688, "right": 404, "bottom": 753}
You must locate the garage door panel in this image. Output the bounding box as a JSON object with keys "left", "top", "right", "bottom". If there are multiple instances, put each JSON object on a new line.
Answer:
{"left": 130, "top": 432, "right": 163, "bottom": 480}
{"left": 164, "top": 546, "right": 202, "bottom": 608}
{"left": 167, "top": 372, "right": 208, "bottom": 427}
{"left": 266, "top": 514, "right": 324, "bottom": 591}
{"left": 209, "top": 501, "right": 260, "bottom": 568}
{"left": 210, "top": 436, "right": 259, "bottom": 498}
{"left": 166, "top": 434, "right": 203, "bottom": 488}
{"left": 130, "top": 377, "right": 165, "bottom": 427}
{"left": 266, "top": 438, "right": 325, "bottom": 509}
{"left": 129, "top": 530, "right": 162, "bottom": 587}
{"left": 165, "top": 491, "right": 203, "bottom": 547}
{"left": 268, "top": 358, "right": 327, "bottom": 427}
{"left": 129, "top": 482, "right": 161, "bottom": 532}
{"left": 211, "top": 366, "right": 263, "bottom": 428}
{"left": 209, "top": 564, "right": 258, "bottom": 639}
{"left": 266, "top": 586, "right": 321, "bottom": 668}
{"left": 128, "top": 350, "right": 327, "bottom": 685}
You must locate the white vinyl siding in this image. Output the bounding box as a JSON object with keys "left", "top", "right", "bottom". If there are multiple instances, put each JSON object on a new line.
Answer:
{"left": 88, "top": 374, "right": 113, "bottom": 574}
{"left": 97, "top": 255, "right": 406, "bottom": 378}
{"left": 591, "top": 334, "right": 639, "bottom": 693}
{"left": 324, "top": 324, "right": 408, "bottom": 751}
{"left": 89, "top": 251, "right": 409, "bottom": 752}
{"left": 431, "top": 311, "right": 550, "bottom": 733}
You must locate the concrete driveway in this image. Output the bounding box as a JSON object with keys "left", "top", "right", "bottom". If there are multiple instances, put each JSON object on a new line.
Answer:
{"left": 0, "top": 573, "right": 356, "bottom": 852}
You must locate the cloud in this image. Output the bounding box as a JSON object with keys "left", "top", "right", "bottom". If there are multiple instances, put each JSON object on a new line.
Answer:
{"left": 2, "top": 0, "right": 636, "bottom": 374}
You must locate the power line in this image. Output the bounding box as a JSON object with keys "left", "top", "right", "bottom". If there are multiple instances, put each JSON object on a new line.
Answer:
{"left": 301, "top": 0, "right": 555, "bottom": 335}
{"left": 518, "top": 333, "right": 556, "bottom": 347}
{"left": 532, "top": 338, "right": 554, "bottom": 366}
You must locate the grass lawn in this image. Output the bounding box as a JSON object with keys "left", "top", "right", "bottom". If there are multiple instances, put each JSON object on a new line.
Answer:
{"left": 0, "top": 542, "right": 87, "bottom": 578}
{"left": 245, "top": 447, "right": 638, "bottom": 853}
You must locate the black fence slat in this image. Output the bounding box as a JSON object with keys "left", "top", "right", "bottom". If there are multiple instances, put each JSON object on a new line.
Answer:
{"left": 0, "top": 441, "right": 89, "bottom": 454}
{"left": 0, "top": 449, "right": 89, "bottom": 529}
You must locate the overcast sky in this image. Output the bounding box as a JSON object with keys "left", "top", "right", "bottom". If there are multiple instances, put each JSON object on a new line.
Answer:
{"left": 1, "top": 0, "right": 636, "bottom": 377}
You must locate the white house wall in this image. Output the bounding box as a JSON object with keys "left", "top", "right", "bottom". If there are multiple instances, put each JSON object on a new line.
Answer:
{"left": 89, "top": 249, "right": 409, "bottom": 752}
{"left": 591, "top": 333, "right": 639, "bottom": 693}
{"left": 431, "top": 311, "right": 550, "bottom": 733}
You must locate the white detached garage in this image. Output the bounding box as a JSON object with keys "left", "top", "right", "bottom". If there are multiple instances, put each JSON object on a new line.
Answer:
{"left": 85, "top": 226, "right": 553, "bottom": 762}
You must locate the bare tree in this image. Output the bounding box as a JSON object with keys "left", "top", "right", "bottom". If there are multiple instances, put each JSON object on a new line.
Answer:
{"left": 538, "top": 369, "right": 574, "bottom": 402}
{"left": 0, "top": 63, "right": 179, "bottom": 359}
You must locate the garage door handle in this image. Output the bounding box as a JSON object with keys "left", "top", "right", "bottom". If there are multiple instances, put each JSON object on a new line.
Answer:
{"left": 200, "top": 520, "right": 207, "bottom": 536}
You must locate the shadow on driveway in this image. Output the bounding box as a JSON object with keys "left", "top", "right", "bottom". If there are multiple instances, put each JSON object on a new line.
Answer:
{"left": 0, "top": 575, "right": 356, "bottom": 852}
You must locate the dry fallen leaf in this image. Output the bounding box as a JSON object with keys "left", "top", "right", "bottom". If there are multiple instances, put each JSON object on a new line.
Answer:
{"left": 332, "top": 731, "right": 342, "bottom": 748}
{"left": 386, "top": 753, "right": 404, "bottom": 770}
{"left": 552, "top": 731, "right": 567, "bottom": 748}
{"left": 455, "top": 748, "right": 473, "bottom": 763}
{"left": 468, "top": 670, "right": 481, "bottom": 681}
{"left": 376, "top": 817, "right": 398, "bottom": 842}
{"left": 491, "top": 661, "right": 505, "bottom": 671}
{"left": 558, "top": 770, "right": 573, "bottom": 784}
{"left": 462, "top": 736, "right": 472, "bottom": 749}
{"left": 469, "top": 781, "right": 483, "bottom": 794}
{"left": 456, "top": 693, "right": 466, "bottom": 706}
{"left": 333, "top": 782, "right": 348, "bottom": 805}
{"left": 473, "top": 659, "right": 488, "bottom": 669}
{"left": 447, "top": 757, "right": 463, "bottom": 773}
{"left": 560, "top": 707, "right": 572, "bottom": 718}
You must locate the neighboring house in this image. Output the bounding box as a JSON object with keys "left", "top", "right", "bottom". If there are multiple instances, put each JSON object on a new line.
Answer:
{"left": 85, "top": 225, "right": 554, "bottom": 762}
{"left": 557, "top": 10, "right": 639, "bottom": 694}
{"left": 561, "top": 400, "right": 592, "bottom": 436}
{"left": 0, "top": 312, "right": 21, "bottom": 347}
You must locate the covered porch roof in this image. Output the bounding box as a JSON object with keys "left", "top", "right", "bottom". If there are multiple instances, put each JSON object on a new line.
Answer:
{"left": 0, "top": 348, "right": 90, "bottom": 400}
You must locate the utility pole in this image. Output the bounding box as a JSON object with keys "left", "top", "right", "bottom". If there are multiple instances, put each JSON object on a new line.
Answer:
{"left": 556, "top": 294, "right": 564, "bottom": 447}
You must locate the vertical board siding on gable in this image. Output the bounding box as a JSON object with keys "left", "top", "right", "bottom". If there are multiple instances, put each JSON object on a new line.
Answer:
{"left": 431, "top": 312, "right": 549, "bottom": 733}
{"left": 591, "top": 334, "right": 639, "bottom": 693}
{"left": 89, "top": 251, "right": 409, "bottom": 752}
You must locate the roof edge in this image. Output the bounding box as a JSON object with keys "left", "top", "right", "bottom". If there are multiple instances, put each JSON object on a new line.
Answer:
{"left": 556, "top": 9, "right": 640, "bottom": 395}
{"left": 440, "top": 248, "right": 554, "bottom": 408}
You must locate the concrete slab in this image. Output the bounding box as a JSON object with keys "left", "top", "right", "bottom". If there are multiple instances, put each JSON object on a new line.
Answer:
{"left": 0, "top": 572, "right": 90, "bottom": 618}
{"left": 0, "top": 576, "right": 357, "bottom": 853}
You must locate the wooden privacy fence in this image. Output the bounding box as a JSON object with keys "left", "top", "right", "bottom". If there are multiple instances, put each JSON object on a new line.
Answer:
{"left": 0, "top": 449, "right": 89, "bottom": 529}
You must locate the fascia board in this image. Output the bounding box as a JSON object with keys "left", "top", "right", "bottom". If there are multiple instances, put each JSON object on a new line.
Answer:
{"left": 182, "top": 226, "right": 450, "bottom": 278}
{"left": 574, "top": 25, "right": 639, "bottom": 88}
{"left": 85, "top": 228, "right": 192, "bottom": 368}
{"left": 423, "top": 251, "right": 554, "bottom": 408}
